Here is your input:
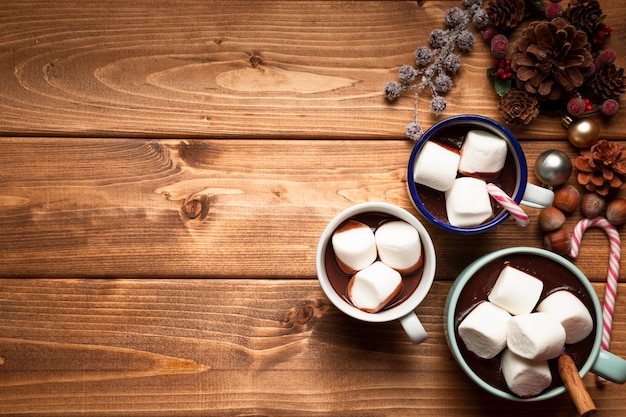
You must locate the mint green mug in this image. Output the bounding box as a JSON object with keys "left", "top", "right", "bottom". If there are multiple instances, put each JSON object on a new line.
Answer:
{"left": 444, "top": 247, "right": 626, "bottom": 401}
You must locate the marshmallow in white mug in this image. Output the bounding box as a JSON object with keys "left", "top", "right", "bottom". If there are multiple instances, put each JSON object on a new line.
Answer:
{"left": 413, "top": 141, "right": 460, "bottom": 192}
{"left": 458, "top": 130, "right": 508, "bottom": 179}
{"left": 507, "top": 312, "right": 566, "bottom": 361}
{"left": 332, "top": 220, "right": 377, "bottom": 274}
{"left": 536, "top": 290, "right": 594, "bottom": 344}
{"left": 445, "top": 177, "right": 493, "bottom": 227}
{"left": 375, "top": 220, "right": 423, "bottom": 274}
{"left": 488, "top": 266, "right": 543, "bottom": 315}
{"left": 348, "top": 261, "right": 403, "bottom": 313}
{"left": 501, "top": 349, "right": 552, "bottom": 398}
{"left": 458, "top": 301, "right": 511, "bottom": 359}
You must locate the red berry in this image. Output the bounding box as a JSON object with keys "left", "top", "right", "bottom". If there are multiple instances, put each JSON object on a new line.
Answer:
{"left": 545, "top": 4, "right": 563, "bottom": 19}
{"left": 596, "top": 49, "right": 617, "bottom": 68}
{"left": 567, "top": 97, "right": 587, "bottom": 117}
{"left": 601, "top": 99, "right": 619, "bottom": 116}
{"left": 482, "top": 28, "right": 497, "bottom": 43}
{"left": 490, "top": 34, "right": 509, "bottom": 59}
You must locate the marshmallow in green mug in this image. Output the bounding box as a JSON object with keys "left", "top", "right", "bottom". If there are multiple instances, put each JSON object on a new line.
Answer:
{"left": 444, "top": 247, "right": 626, "bottom": 401}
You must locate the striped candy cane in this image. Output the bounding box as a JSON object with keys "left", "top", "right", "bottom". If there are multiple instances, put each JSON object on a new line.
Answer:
{"left": 569, "top": 217, "right": 621, "bottom": 385}
{"left": 486, "top": 183, "right": 529, "bottom": 227}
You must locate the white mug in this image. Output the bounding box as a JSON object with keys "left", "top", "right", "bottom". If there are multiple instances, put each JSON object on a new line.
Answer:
{"left": 315, "top": 202, "right": 436, "bottom": 343}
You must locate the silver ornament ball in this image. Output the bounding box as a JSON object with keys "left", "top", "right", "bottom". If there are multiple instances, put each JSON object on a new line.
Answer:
{"left": 535, "top": 150, "right": 572, "bottom": 186}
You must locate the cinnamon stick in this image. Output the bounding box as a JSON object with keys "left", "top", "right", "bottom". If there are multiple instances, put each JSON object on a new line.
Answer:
{"left": 558, "top": 353, "right": 597, "bottom": 416}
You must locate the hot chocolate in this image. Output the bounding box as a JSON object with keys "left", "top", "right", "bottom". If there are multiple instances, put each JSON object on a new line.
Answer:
{"left": 414, "top": 124, "right": 518, "bottom": 224}
{"left": 324, "top": 212, "right": 424, "bottom": 312}
{"left": 453, "top": 253, "right": 596, "bottom": 396}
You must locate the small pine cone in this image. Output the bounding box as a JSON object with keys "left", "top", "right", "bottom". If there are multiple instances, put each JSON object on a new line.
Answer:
{"left": 498, "top": 88, "right": 540, "bottom": 125}
{"left": 591, "top": 64, "right": 626, "bottom": 101}
{"left": 564, "top": 0, "right": 604, "bottom": 38}
{"left": 485, "top": 0, "right": 525, "bottom": 32}
{"left": 575, "top": 139, "right": 626, "bottom": 196}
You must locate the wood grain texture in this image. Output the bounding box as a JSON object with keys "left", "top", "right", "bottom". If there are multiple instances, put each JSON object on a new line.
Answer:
{"left": 2, "top": 1, "right": 626, "bottom": 415}
{"left": 0, "top": 0, "right": 625, "bottom": 139}
{"left": 0, "top": 278, "right": 624, "bottom": 417}
{"left": 0, "top": 138, "right": 623, "bottom": 281}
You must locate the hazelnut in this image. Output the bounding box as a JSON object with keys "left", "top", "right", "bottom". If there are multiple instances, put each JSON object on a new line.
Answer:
{"left": 606, "top": 197, "right": 626, "bottom": 225}
{"left": 553, "top": 185, "right": 581, "bottom": 213}
{"left": 543, "top": 229, "right": 572, "bottom": 257}
{"left": 538, "top": 207, "right": 566, "bottom": 231}
{"left": 580, "top": 192, "right": 606, "bottom": 219}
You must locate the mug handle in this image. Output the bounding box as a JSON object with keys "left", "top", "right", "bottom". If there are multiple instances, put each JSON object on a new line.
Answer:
{"left": 399, "top": 312, "right": 428, "bottom": 343}
{"left": 521, "top": 183, "right": 555, "bottom": 209}
{"left": 591, "top": 350, "right": 626, "bottom": 383}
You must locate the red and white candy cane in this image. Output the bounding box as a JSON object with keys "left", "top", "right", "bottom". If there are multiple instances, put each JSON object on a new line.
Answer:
{"left": 486, "top": 183, "right": 529, "bottom": 227}
{"left": 569, "top": 216, "right": 621, "bottom": 384}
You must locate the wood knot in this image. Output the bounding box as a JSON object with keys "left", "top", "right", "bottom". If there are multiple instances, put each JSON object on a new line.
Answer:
{"left": 180, "top": 194, "right": 213, "bottom": 226}
{"left": 295, "top": 304, "right": 314, "bottom": 325}
{"left": 249, "top": 54, "right": 264, "bottom": 68}
{"left": 283, "top": 301, "right": 321, "bottom": 332}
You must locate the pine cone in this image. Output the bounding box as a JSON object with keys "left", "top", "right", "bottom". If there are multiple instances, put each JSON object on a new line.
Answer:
{"left": 498, "top": 88, "right": 539, "bottom": 125}
{"left": 485, "top": 0, "right": 526, "bottom": 32}
{"left": 591, "top": 64, "right": 626, "bottom": 101}
{"left": 575, "top": 139, "right": 626, "bottom": 196}
{"left": 511, "top": 17, "right": 593, "bottom": 101}
{"left": 564, "top": 0, "right": 603, "bottom": 38}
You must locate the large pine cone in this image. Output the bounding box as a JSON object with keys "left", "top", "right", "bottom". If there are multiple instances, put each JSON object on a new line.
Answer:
{"left": 485, "top": 0, "right": 525, "bottom": 32}
{"left": 498, "top": 88, "right": 539, "bottom": 125}
{"left": 564, "top": 0, "right": 603, "bottom": 38}
{"left": 575, "top": 140, "right": 626, "bottom": 196}
{"left": 591, "top": 64, "right": 626, "bottom": 101}
{"left": 510, "top": 17, "right": 593, "bottom": 101}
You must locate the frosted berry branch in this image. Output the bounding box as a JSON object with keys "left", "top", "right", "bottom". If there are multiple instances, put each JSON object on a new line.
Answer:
{"left": 383, "top": 0, "right": 488, "bottom": 141}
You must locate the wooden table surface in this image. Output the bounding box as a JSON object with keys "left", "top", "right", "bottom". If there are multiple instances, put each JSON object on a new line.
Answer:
{"left": 2, "top": 1, "right": 626, "bottom": 416}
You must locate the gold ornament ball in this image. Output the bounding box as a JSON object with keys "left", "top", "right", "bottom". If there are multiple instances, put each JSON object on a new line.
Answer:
{"left": 562, "top": 116, "right": 600, "bottom": 148}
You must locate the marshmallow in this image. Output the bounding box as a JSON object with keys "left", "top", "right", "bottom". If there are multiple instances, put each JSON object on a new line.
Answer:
{"left": 488, "top": 266, "right": 543, "bottom": 315}
{"left": 536, "top": 290, "right": 594, "bottom": 344}
{"left": 413, "top": 141, "right": 460, "bottom": 192}
{"left": 458, "top": 301, "right": 511, "bottom": 359}
{"left": 375, "top": 220, "right": 423, "bottom": 274}
{"left": 348, "top": 261, "right": 403, "bottom": 313}
{"left": 507, "top": 312, "right": 566, "bottom": 360}
{"left": 501, "top": 349, "right": 552, "bottom": 398}
{"left": 444, "top": 177, "right": 493, "bottom": 227}
{"left": 332, "top": 220, "right": 377, "bottom": 274}
{"left": 458, "top": 130, "right": 508, "bottom": 179}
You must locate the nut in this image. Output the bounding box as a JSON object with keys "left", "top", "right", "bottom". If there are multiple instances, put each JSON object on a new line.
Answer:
{"left": 580, "top": 192, "right": 606, "bottom": 219}
{"left": 543, "top": 229, "right": 572, "bottom": 257}
{"left": 553, "top": 185, "right": 581, "bottom": 213}
{"left": 538, "top": 207, "right": 566, "bottom": 231}
{"left": 606, "top": 197, "right": 626, "bottom": 225}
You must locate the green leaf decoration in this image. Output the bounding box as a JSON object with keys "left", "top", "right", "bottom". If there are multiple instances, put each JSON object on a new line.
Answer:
{"left": 579, "top": 84, "right": 596, "bottom": 99}
{"left": 528, "top": 0, "right": 544, "bottom": 12}
{"left": 494, "top": 77, "right": 512, "bottom": 97}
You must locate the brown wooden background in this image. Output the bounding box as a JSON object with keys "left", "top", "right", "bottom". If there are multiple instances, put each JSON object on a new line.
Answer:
{"left": 1, "top": 1, "right": 626, "bottom": 416}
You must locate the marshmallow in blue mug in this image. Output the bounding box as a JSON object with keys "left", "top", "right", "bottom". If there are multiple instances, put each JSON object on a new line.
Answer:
{"left": 407, "top": 114, "right": 554, "bottom": 234}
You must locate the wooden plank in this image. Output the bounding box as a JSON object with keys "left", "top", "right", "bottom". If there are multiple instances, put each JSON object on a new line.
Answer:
{"left": 0, "top": 138, "right": 623, "bottom": 281}
{"left": 0, "top": 0, "right": 625, "bottom": 139}
{"left": 0, "top": 278, "right": 625, "bottom": 416}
